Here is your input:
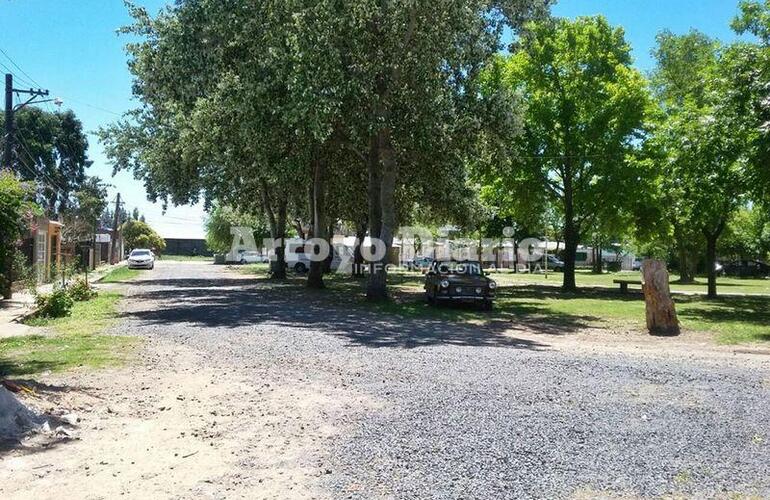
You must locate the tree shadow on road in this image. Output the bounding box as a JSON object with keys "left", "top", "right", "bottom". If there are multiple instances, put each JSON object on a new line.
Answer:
{"left": 122, "top": 273, "right": 600, "bottom": 350}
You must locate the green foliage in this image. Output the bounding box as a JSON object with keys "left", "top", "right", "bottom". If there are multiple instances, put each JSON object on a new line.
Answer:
{"left": 68, "top": 277, "right": 98, "bottom": 302}
{"left": 100, "top": 0, "right": 550, "bottom": 292}
{"left": 8, "top": 292, "right": 136, "bottom": 377}
{"left": 35, "top": 287, "right": 74, "bottom": 319}
{"left": 648, "top": 29, "right": 760, "bottom": 292}
{"left": 205, "top": 204, "right": 269, "bottom": 254}
{"left": 0, "top": 172, "right": 40, "bottom": 295}
{"left": 121, "top": 219, "right": 166, "bottom": 253}
{"left": 730, "top": 1, "right": 770, "bottom": 202}
{"left": 0, "top": 108, "right": 91, "bottom": 215}
{"left": 478, "top": 16, "right": 651, "bottom": 289}
{"left": 62, "top": 176, "right": 110, "bottom": 244}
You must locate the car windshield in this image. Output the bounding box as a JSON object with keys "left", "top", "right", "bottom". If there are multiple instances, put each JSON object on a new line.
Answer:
{"left": 131, "top": 250, "right": 151, "bottom": 257}
{"left": 436, "top": 261, "right": 483, "bottom": 276}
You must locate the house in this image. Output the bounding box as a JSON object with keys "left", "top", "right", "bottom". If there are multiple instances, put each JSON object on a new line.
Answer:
{"left": 18, "top": 217, "right": 64, "bottom": 283}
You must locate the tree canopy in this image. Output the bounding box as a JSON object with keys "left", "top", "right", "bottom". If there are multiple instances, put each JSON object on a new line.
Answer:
{"left": 1, "top": 107, "right": 92, "bottom": 215}
{"left": 478, "top": 16, "right": 651, "bottom": 290}
{"left": 122, "top": 219, "right": 166, "bottom": 254}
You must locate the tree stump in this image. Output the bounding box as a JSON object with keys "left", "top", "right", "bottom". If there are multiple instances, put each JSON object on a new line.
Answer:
{"left": 642, "top": 259, "right": 680, "bottom": 336}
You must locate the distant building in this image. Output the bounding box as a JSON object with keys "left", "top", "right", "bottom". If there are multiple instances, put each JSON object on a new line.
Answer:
{"left": 164, "top": 238, "right": 211, "bottom": 256}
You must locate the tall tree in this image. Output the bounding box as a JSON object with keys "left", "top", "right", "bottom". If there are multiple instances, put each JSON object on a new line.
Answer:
{"left": 100, "top": 0, "right": 549, "bottom": 295}
{"left": 1, "top": 108, "right": 91, "bottom": 215}
{"left": 61, "top": 177, "right": 109, "bottom": 245}
{"left": 650, "top": 30, "right": 757, "bottom": 297}
{"left": 481, "top": 16, "right": 650, "bottom": 291}
{"left": 732, "top": 0, "right": 770, "bottom": 201}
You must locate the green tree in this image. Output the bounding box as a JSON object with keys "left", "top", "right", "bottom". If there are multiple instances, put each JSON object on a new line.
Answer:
{"left": 121, "top": 219, "right": 166, "bottom": 254}
{"left": 719, "top": 205, "right": 770, "bottom": 261}
{"left": 205, "top": 204, "right": 269, "bottom": 255}
{"left": 61, "top": 177, "right": 110, "bottom": 256}
{"left": 732, "top": 0, "right": 770, "bottom": 201}
{"left": 1, "top": 108, "right": 92, "bottom": 215}
{"left": 481, "top": 16, "right": 650, "bottom": 291}
{"left": 0, "top": 172, "right": 38, "bottom": 299}
{"left": 100, "top": 0, "right": 549, "bottom": 296}
{"left": 650, "top": 30, "right": 757, "bottom": 297}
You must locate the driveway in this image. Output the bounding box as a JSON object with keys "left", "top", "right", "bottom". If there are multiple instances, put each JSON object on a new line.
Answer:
{"left": 3, "top": 261, "right": 769, "bottom": 499}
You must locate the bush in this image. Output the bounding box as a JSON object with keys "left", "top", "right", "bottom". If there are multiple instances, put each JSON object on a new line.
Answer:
{"left": 68, "top": 277, "right": 97, "bottom": 302}
{"left": 35, "top": 287, "right": 74, "bottom": 318}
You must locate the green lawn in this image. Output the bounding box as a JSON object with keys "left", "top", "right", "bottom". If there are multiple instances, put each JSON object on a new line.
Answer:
{"left": 99, "top": 265, "right": 141, "bottom": 283}
{"left": 1, "top": 292, "right": 138, "bottom": 377}
{"left": 237, "top": 266, "right": 770, "bottom": 345}
{"left": 489, "top": 269, "right": 770, "bottom": 295}
{"left": 160, "top": 254, "right": 213, "bottom": 262}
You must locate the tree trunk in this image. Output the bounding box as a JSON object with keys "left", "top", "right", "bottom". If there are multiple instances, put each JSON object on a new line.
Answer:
{"left": 366, "top": 130, "right": 384, "bottom": 299}
{"left": 353, "top": 221, "right": 367, "bottom": 278}
{"left": 513, "top": 239, "right": 519, "bottom": 273}
{"left": 367, "top": 128, "right": 396, "bottom": 301}
{"left": 674, "top": 226, "right": 694, "bottom": 284}
{"left": 703, "top": 222, "right": 724, "bottom": 299}
{"left": 562, "top": 230, "right": 578, "bottom": 291}
{"left": 678, "top": 245, "right": 693, "bottom": 283}
{"left": 642, "top": 259, "right": 680, "bottom": 336}
{"left": 324, "top": 220, "right": 334, "bottom": 274}
{"left": 260, "top": 180, "right": 287, "bottom": 280}
{"left": 562, "top": 163, "right": 578, "bottom": 291}
{"left": 307, "top": 156, "right": 326, "bottom": 289}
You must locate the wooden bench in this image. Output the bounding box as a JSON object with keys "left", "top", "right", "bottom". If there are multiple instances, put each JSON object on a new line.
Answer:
{"left": 614, "top": 279, "right": 643, "bottom": 293}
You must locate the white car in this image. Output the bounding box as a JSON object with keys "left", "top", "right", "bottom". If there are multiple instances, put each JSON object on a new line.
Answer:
{"left": 238, "top": 250, "right": 269, "bottom": 264}
{"left": 127, "top": 249, "right": 155, "bottom": 270}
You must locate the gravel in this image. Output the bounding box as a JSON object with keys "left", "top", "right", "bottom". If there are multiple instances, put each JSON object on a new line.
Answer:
{"left": 120, "top": 262, "right": 770, "bottom": 499}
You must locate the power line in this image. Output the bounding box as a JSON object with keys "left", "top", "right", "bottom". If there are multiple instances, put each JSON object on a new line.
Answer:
{"left": 58, "top": 95, "right": 122, "bottom": 116}
{"left": 0, "top": 47, "right": 42, "bottom": 88}
{"left": 15, "top": 128, "right": 71, "bottom": 194}
{"left": 0, "top": 61, "right": 36, "bottom": 89}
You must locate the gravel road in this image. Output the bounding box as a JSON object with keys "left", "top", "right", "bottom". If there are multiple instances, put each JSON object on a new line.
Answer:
{"left": 116, "top": 261, "right": 770, "bottom": 499}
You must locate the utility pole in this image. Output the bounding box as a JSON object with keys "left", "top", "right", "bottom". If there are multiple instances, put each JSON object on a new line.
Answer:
{"left": 1, "top": 74, "right": 52, "bottom": 299}
{"left": 3, "top": 74, "right": 12, "bottom": 173}
{"left": 3, "top": 74, "right": 51, "bottom": 173}
{"left": 109, "top": 193, "right": 121, "bottom": 264}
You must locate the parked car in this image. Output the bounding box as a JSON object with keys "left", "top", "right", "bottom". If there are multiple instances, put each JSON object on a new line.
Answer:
{"left": 721, "top": 260, "right": 770, "bottom": 278}
{"left": 286, "top": 245, "right": 343, "bottom": 274}
{"left": 127, "top": 249, "right": 155, "bottom": 270}
{"left": 238, "top": 250, "right": 269, "bottom": 264}
{"left": 424, "top": 260, "right": 497, "bottom": 310}
{"left": 407, "top": 256, "right": 434, "bottom": 272}
{"left": 545, "top": 255, "right": 564, "bottom": 272}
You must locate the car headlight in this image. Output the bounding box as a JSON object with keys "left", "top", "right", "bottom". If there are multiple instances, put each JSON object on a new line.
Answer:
{"left": 489, "top": 281, "right": 497, "bottom": 290}
{"left": 440, "top": 280, "right": 450, "bottom": 288}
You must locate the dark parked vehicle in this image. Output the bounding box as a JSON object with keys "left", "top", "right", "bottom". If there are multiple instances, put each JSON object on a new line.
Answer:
{"left": 425, "top": 260, "right": 497, "bottom": 310}
{"left": 721, "top": 260, "right": 770, "bottom": 278}
{"left": 408, "top": 256, "right": 434, "bottom": 272}
{"left": 545, "top": 255, "right": 565, "bottom": 272}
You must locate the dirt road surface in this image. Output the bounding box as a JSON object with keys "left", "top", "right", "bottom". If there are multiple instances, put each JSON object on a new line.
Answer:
{"left": 2, "top": 261, "right": 768, "bottom": 499}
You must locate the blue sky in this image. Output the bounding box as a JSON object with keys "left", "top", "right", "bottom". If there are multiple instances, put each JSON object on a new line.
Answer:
{"left": 0, "top": 0, "right": 750, "bottom": 239}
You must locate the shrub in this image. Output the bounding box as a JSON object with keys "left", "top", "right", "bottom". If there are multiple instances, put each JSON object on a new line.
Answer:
{"left": 68, "top": 278, "right": 97, "bottom": 302}
{"left": 35, "top": 287, "right": 74, "bottom": 318}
